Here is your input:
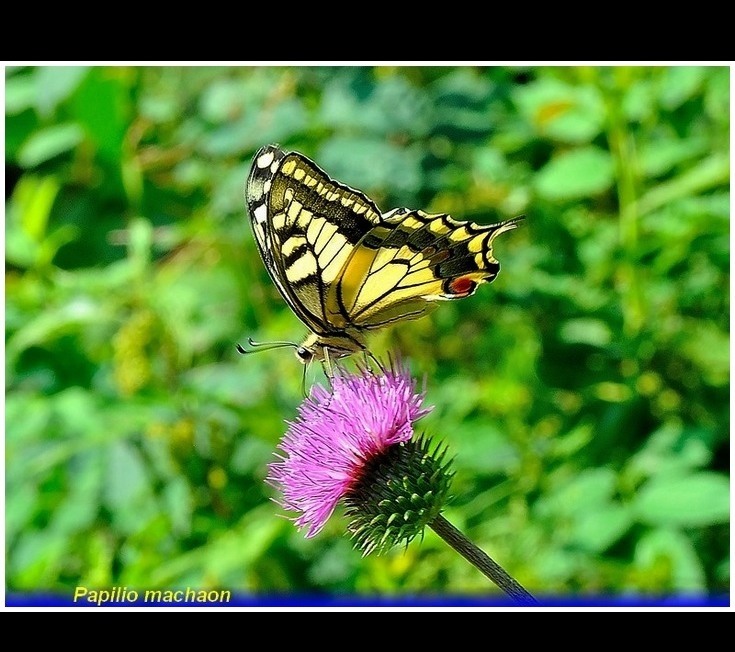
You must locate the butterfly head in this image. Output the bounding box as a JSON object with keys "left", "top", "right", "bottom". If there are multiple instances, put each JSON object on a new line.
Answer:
{"left": 294, "top": 345, "right": 314, "bottom": 364}
{"left": 297, "top": 331, "right": 367, "bottom": 365}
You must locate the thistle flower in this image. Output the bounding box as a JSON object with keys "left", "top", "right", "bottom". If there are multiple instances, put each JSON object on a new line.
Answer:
{"left": 266, "top": 360, "right": 537, "bottom": 605}
{"left": 267, "top": 361, "right": 439, "bottom": 543}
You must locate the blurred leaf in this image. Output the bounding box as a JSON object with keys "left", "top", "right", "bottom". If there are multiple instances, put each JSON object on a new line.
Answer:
{"left": 320, "top": 73, "right": 430, "bottom": 137}
{"left": 4, "top": 394, "right": 52, "bottom": 446}
{"left": 638, "top": 137, "right": 708, "bottom": 178}
{"left": 163, "top": 477, "right": 193, "bottom": 536}
{"left": 104, "top": 441, "right": 150, "bottom": 511}
{"left": 33, "top": 66, "right": 90, "bottom": 116}
{"left": 181, "top": 363, "right": 270, "bottom": 407}
{"left": 201, "top": 98, "right": 307, "bottom": 156}
{"left": 704, "top": 66, "right": 729, "bottom": 122}
{"left": 558, "top": 318, "right": 612, "bottom": 347}
{"left": 152, "top": 262, "right": 242, "bottom": 355}
{"left": 231, "top": 437, "right": 274, "bottom": 475}
{"left": 633, "top": 472, "right": 729, "bottom": 527}
{"left": 5, "top": 297, "right": 109, "bottom": 374}
{"left": 5, "top": 73, "right": 37, "bottom": 115}
{"left": 636, "top": 153, "right": 729, "bottom": 216}
{"left": 71, "top": 68, "right": 131, "bottom": 163}
{"left": 535, "top": 147, "right": 614, "bottom": 200}
{"left": 50, "top": 449, "right": 104, "bottom": 534}
{"left": 514, "top": 77, "right": 604, "bottom": 143}
{"left": 317, "top": 137, "right": 423, "bottom": 197}
{"left": 571, "top": 505, "right": 632, "bottom": 553}
{"left": 6, "top": 484, "right": 39, "bottom": 543}
{"left": 17, "top": 123, "right": 84, "bottom": 168}
{"left": 658, "top": 66, "right": 706, "bottom": 110}
{"left": 622, "top": 79, "right": 657, "bottom": 122}
{"left": 635, "top": 529, "right": 706, "bottom": 591}
{"left": 430, "top": 68, "right": 497, "bottom": 138}
{"left": 5, "top": 175, "right": 60, "bottom": 268}
{"left": 128, "top": 217, "right": 153, "bottom": 271}
{"left": 199, "top": 78, "right": 248, "bottom": 124}
{"left": 677, "top": 319, "right": 729, "bottom": 387}
{"left": 627, "top": 422, "right": 713, "bottom": 481}
{"left": 149, "top": 505, "right": 282, "bottom": 586}
{"left": 451, "top": 422, "right": 519, "bottom": 474}
{"left": 538, "top": 467, "right": 617, "bottom": 517}
{"left": 8, "top": 531, "right": 68, "bottom": 589}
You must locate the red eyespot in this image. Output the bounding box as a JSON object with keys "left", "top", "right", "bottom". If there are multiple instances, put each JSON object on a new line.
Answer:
{"left": 449, "top": 276, "right": 475, "bottom": 295}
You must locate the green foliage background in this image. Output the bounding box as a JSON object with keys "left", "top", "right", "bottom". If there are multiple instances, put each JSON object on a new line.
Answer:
{"left": 5, "top": 65, "right": 730, "bottom": 600}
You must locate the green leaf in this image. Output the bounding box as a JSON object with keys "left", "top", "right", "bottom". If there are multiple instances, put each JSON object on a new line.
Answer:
{"left": 4, "top": 394, "right": 52, "bottom": 446}
{"left": 635, "top": 529, "right": 706, "bottom": 591}
{"left": 6, "top": 484, "right": 39, "bottom": 543}
{"left": 17, "top": 123, "right": 85, "bottom": 168}
{"left": 320, "top": 74, "right": 430, "bottom": 136}
{"left": 638, "top": 137, "right": 708, "bottom": 178}
{"left": 199, "top": 78, "right": 248, "bottom": 124}
{"left": 317, "top": 137, "right": 423, "bottom": 196}
{"left": 514, "top": 77, "right": 605, "bottom": 143}
{"left": 627, "top": 422, "right": 713, "bottom": 482}
{"left": 71, "top": 68, "right": 130, "bottom": 163}
{"left": 537, "top": 467, "right": 617, "bottom": 518}
{"left": 14, "top": 174, "right": 60, "bottom": 241}
{"left": 230, "top": 437, "right": 274, "bottom": 474}
{"left": 4, "top": 175, "right": 61, "bottom": 268}
{"left": 636, "top": 153, "right": 730, "bottom": 217}
{"left": 633, "top": 472, "right": 729, "bottom": 527}
{"left": 49, "top": 449, "right": 104, "bottom": 534}
{"left": 535, "top": 147, "right": 614, "bottom": 200}
{"left": 704, "top": 66, "right": 729, "bottom": 122}
{"left": 34, "top": 66, "right": 90, "bottom": 116}
{"left": 104, "top": 441, "right": 149, "bottom": 510}
{"left": 658, "top": 66, "right": 706, "bottom": 110}
{"left": 5, "top": 74, "right": 37, "bottom": 115}
{"left": 558, "top": 318, "right": 612, "bottom": 347}
{"left": 571, "top": 505, "right": 633, "bottom": 553}
{"left": 677, "top": 319, "right": 729, "bottom": 387}
{"left": 8, "top": 530, "right": 68, "bottom": 589}
{"left": 5, "top": 296, "right": 107, "bottom": 374}
{"left": 163, "top": 478, "right": 192, "bottom": 536}
{"left": 623, "top": 79, "right": 657, "bottom": 122}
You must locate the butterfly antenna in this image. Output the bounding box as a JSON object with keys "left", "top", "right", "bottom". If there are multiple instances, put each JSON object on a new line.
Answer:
{"left": 236, "top": 337, "right": 298, "bottom": 355}
{"left": 368, "top": 350, "right": 386, "bottom": 373}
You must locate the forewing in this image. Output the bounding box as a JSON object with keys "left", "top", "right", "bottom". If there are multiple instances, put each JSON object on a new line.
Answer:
{"left": 246, "top": 144, "right": 384, "bottom": 334}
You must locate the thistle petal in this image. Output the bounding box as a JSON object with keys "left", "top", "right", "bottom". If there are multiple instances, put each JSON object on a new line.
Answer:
{"left": 267, "top": 361, "right": 432, "bottom": 537}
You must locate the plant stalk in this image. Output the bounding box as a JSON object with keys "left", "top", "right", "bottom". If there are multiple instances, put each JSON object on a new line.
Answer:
{"left": 429, "top": 514, "right": 538, "bottom": 606}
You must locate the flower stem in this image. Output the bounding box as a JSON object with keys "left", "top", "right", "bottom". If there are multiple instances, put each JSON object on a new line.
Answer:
{"left": 429, "top": 514, "right": 538, "bottom": 606}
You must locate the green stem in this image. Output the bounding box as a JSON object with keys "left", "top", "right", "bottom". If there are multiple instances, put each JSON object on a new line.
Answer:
{"left": 429, "top": 514, "right": 538, "bottom": 606}
{"left": 604, "top": 82, "right": 644, "bottom": 338}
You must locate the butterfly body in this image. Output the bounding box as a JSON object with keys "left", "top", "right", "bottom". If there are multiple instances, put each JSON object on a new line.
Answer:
{"left": 246, "top": 144, "right": 522, "bottom": 364}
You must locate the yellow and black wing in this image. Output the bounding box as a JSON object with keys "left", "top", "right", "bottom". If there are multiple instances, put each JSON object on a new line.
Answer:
{"left": 246, "top": 144, "right": 384, "bottom": 336}
{"left": 330, "top": 209, "right": 523, "bottom": 330}
{"left": 246, "top": 143, "right": 522, "bottom": 340}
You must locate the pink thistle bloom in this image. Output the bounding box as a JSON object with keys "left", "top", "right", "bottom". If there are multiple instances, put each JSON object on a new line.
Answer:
{"left": 267, "top": 362, "right": 431, "bottom": 537}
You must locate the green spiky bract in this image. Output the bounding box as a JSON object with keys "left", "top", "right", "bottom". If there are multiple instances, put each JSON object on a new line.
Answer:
{"left": 344, "top": 433, "right": 453, "bottom": 556}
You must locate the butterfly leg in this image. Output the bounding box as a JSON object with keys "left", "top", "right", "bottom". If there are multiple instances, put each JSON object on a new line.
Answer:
{"left": 301, "top": 361, "right": 309, "bottom": 398}
{"left": 321, "top": 348, "right": 334, "bottom": 380}
{"left": 369, "top": 349, "right": 386, "bottom": 373}
{"left": 361, "top": 349, "right": 385, "bottom": 374}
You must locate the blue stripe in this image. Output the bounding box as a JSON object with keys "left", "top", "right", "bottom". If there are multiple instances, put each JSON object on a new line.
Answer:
{"left": 5, "top": 593, "right": 730, "bottom": 608}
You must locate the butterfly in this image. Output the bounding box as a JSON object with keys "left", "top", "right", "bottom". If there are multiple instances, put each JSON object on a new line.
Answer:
{"left": 244, "top": 144, "right": 523, "bottom": 367}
